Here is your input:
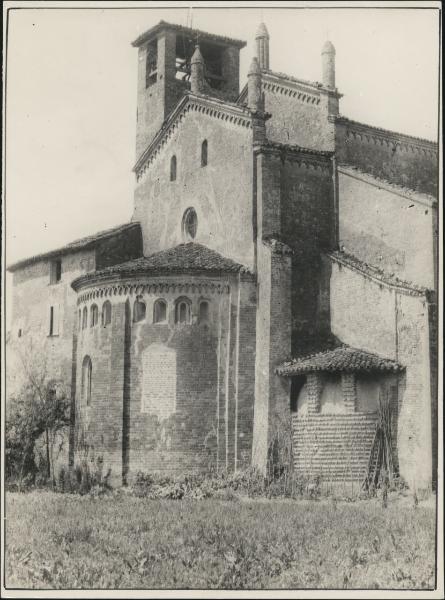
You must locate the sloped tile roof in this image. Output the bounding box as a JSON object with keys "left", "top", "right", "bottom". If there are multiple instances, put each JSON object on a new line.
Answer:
{"left": 334, "top": 115, "right": 437, "bottom": 148}
{"left": 276, "top": 345, "right": 403, "bottom": 376}
{"left": 8, "top": 223, "right": 141, "bottom": 272}
{"left": 338, "top": 164, "right": 437, "bottom": 206}
{"left": 71, "top": 242, "right": 251, "bottom": 289}
{"left": 255, "top": 140, "right": 333, "bottom": 157}
{"left": 328, "top": 250, "right": 431, "bottom": 297}
{"left": 131, "top": 21, "right": 246, "bottom": 48}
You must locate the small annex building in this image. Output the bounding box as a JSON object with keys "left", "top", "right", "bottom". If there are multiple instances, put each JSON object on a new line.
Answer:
{"left": 8, "top": 20, "right": 438, "bottom": 489}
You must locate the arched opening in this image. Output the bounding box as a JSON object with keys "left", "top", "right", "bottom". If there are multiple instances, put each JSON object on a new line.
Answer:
{"left": 82, "top": 306, "right": 88, "bottom": 330}
{"left": 170, "top": 155, "right": 177, "bottom": 181}
{"left": 102, "top": 300, "right": 112, "bottom": 327}
{"left": 182, "top": 207, "right": 197, "bottom": 241}
{"left": 198, "top": 300, "right": 209, "bottom": 324}
{"left": 153, "top": 299, "right": 167, "bottom": 324}
{"left": 201, "top": 139, "right": 208, "bottom": 167}
{"left": 78, "top": 309, "right": 82, "bottom": 331}
{"left": 175, "top": 297, "right": 191, "bottom": 325}
{"left": 81, "top": 356, "right": 92, "bottom": 406}
{"left": 90, "top": 304, "right": 99, "bottom": 327}
{"left": 133, "top": 298, "right": 146, "bottom": 323}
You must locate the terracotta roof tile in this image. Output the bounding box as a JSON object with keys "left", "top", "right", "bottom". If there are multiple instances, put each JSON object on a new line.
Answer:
{"left": 328, "top": 250, "right": 431, "bottom": 296}
{"left": 276, "top": 345, "right": 404, "bottom": 376}
{"left": 254, "top": 140, "right": 333, "bottom": 157}
{"left": 338, "top": 164, "right": 437, "bottom": 205}
{"left": 334, "top": 115, "right": 437, "bottom": 147}
{"left": 8, "top": 223, "right": 141, "bottom": 272}
{"left": 71, "top": 242, "right": 251, "bottom": 290}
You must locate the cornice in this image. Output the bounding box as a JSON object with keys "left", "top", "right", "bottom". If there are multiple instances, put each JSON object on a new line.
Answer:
{"left": 134, "top": 93, "right": 252, "bottom": 179}
{"left": 261, "top": 70, "right": 342, "bottom": 105}
{"left": 332, "top": 115, "right": 437, "bottom": 154}
{"left": 254, "top": 140, "right": 332, "bottom": 170}
{"left": 76, "top": 279, "right": 233, "bottom": 305}
{"left": 237, "top": 73, "right": 342, "bottom": 108}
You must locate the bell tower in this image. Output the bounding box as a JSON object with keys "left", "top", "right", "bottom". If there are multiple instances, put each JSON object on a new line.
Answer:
{"left": 132, "top": 21, "right": 246, "bottom": 160}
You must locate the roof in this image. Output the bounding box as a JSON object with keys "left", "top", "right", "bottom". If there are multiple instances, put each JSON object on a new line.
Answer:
{"left": 328, "top": 250, "right": 431, "bottom": 297}
{"left": 276, "top": 345, "right": 404, "bottom": 376}
{"left": 71, "top": 242, "right": 251, "bottom": 290}
{"left": 338, "top": 164, "right": 437, "bottom": 206}
{"left": 237, "top": 68, "right": 341, "bottom": 104}
{"left": 131, "top": 21, "right": 246, "bottom": 49}
{"left": 7, "top": 223, "right": 141, "bottom": 272}
{"left": 263, "top": 69, "right": 323, "bottom": 92}
{"left": 255, "top": 140, "right": 333, "bottom": 158}
{"left": 334, "top": 115, "right": 437, "bottom": 148}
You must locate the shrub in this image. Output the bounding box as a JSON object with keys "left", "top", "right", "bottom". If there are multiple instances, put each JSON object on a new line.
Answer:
{"left": 6, "top": 371, "right": 70, "bottom": 490}
{"left": 54, "top": 453, "right": 112, "bottom": 496}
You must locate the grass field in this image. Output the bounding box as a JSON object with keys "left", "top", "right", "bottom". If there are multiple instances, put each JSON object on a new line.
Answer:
{"left": 5, "top": 491, "right": 436, "bottom": 590}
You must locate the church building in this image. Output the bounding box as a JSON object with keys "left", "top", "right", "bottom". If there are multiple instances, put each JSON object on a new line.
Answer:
{"left": 8, "top": 21, "right": 438, "bottom": 489}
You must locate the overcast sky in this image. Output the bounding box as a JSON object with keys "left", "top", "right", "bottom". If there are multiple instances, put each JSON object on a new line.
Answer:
{"left": 5, "top": 5, "right": 440, "bottom": 267}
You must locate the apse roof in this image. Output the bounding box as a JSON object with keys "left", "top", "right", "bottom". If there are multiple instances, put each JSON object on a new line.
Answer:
{"left": 71, "top": 242, "right": 251, "bottom": 290}
{"left": 276, "top": 345, "right": 404, "bottom": 376}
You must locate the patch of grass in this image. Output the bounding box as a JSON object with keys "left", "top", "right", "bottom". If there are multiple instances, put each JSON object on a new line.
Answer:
{"left": 5, "top": 491, "right": 435, "bottom": 590}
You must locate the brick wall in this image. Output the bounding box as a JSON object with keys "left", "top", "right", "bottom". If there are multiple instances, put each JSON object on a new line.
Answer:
{"left": 262, "top": 76, "right": 335, "bottom": 151}
{"left": 74, "top": 300, "right": 126, "bottom": 485}
{"left": 396, "top": 293, "right": 433, "bottom": 489}
{"left": 95, "top": 226, "right": 143, "bottom": 270}
{"left": 329, "top": 255, "right": 434, "bottom": 488}
{"left": 292, "top": 413, "right": 378, "bottom": 482}
{"left": 329, "top": 258, "right": 396, "bottom": 358}
{"left": 133, "top": 109, "right": 254, "bottom": 270}
{"left": 291, "top": 371, "right": 398, "bottom": 483}
{"left": 135, "top": 30, "right": 242, "bottom": 159}
{"left": 335, "top": 119, "right": 438, "bottom": 196}
{"left": 253, "top": 242, "right": 292, "bottom": 473}
{"left": 428, "top": 301, "right": 438, "bottom": 488}
{"left": 74, "top": 273, "right": 256, "bottom": 482}
{"left": 280, "top": 152, "right": 334, "bottom": 352}
{"left": 338, "top": 167, "right": 436, "bottom": 289}
{"left": 135, "top": 31, "right": 188, "bottom": 158}
{"left": 8, "top": 226, "right": 144, "bottom": 402}
{"left": 8, "top": 249, "right": 96, "bottom": 398}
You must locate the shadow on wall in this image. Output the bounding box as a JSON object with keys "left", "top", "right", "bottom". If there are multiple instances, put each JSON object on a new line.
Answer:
{"left": 290, "top": 254, "right": 337, "bottom": 357}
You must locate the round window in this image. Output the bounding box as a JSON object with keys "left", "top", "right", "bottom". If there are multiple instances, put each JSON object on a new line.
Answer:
{"left": 182, "top": 207, "right": 197, "bottom": 241}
